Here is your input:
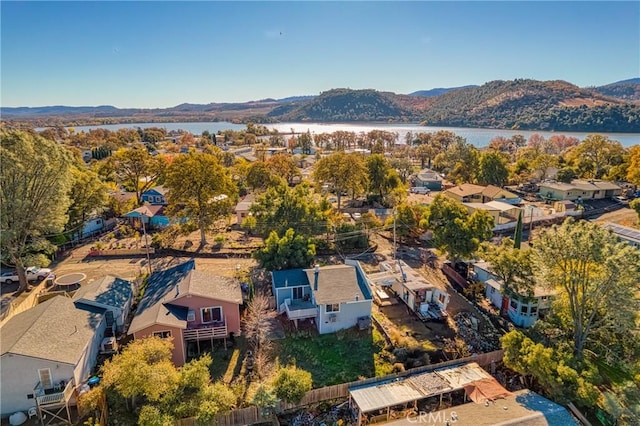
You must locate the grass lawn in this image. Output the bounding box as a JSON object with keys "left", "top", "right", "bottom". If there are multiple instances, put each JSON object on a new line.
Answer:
{"left": 273, "top": 327, "right": 390, "bottom": 388}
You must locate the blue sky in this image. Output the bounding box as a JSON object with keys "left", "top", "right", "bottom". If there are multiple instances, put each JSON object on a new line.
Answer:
{"left": 1, "top": 1, "right": 638, "bottom": 108}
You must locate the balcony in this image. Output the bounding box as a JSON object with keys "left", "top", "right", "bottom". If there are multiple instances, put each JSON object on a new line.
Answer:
{"left": 34, "top": 379, "right": 74, "bottom": 406}
{"left": 282, "top": 299, "right": 317, "bottom": 320}
{"left": 183, "top": 322, "right": 228, "bottom": 341}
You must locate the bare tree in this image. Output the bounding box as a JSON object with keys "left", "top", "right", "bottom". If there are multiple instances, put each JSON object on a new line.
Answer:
{"left": 243, "top": 292, "right": 274, "bottom": 378}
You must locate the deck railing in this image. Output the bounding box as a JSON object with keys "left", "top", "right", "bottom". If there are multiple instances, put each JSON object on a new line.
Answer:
{"left": 183, "top": 324, "right": 228, "bottom": 341}
{"left": 34, "top": 379, "right": 74, "bottom": 406}
{"left": 284, "top": 302, "right": 317, "bottom": 320}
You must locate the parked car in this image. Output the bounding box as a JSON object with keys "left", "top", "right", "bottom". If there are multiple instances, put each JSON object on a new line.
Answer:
{"left": 0, "top": 267, "right": 53, "bottom": 285}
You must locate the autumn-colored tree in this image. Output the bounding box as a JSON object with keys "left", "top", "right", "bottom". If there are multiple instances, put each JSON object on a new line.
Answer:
{"left": 266, "top": 154, "right": 300, "bottom": 185}
{"left": 164, "top": 152, "right": 237, "bottom": 245}
{"left": 66, "top": 166, "right": 108, "bottom": 241}
{"left": 111, "top": 145, "right": 165, "bottom": 204}
{"left": 476, "top": 151, "right": 509, "bottom": 186}
{"left": 627, "top": 145, "right": 640, "bottom": 186}
{"left": 564, "top": 134, "right": 626, "bottom": 179}
{"left": 314, "top": 152, "right": 368, "bottom": 209}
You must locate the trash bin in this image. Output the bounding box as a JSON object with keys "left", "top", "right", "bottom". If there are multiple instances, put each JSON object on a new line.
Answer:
{"left": 46, "top": 274, "right": 55, "bottom": 287}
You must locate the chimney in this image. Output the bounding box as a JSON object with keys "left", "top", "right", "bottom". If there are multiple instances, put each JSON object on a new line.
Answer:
{"left": 314, "top": 264, "right": 319, "bottom": 291}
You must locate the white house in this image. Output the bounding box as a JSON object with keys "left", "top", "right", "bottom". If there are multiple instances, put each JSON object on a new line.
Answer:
{"left": 474, "top": 261, "right": 554, "bottom": 328}
{"left": 73, "top": 275, "right": 135, "bottom": 333}
{"left": 0, "top": 296, "right": 106, "bottom": 417}
{"left": 369, "top": 259, "right": 450, "bottom": 320}
{"left": 602, "top": 222, "right": 640, "bottom": 248}
{"left": 271, "top": 261, "right": 373, "bottom": 334}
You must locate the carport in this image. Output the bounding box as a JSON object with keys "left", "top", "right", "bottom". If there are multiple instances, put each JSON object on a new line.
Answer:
{"left": 348, "top": 362, "right": 507, "bottom": 425}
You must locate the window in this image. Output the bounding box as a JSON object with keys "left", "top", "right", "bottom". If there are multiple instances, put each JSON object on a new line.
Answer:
{"left": 153, "top": 330, "right": 172, "bottom": 339}
{"left": 520, "top": 305, "right": 528, "bottom": 314}
{"left": 201, "top": 306, "right": 223, "bottom": 323}
{"left": 438, "top": 293, "right": 446, "bottom": 304}
{"left": 490, "top": 287, "right": 495, "bottom": 294}
{"left": 38, "top": 368, "right": 52, "bottom": 389}
{"left": 510, "top": 300, "right": 518, "bottom": 310}
{"left": 292, "top": 287, "right": 303, "bottom": 300}
{"left": 187, "top": 310, "right": 195, "bottom": 322}
{"left": 156, "top": 196, "right": 163, "bottom": 203}
{"left": 530, "top": 306, "right": 538, "bottom": 316}
{"left": 326, "top": 304, "right": 340, "bottom": 313}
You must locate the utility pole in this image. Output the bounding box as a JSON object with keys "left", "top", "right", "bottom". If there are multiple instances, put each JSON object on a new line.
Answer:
{"left": 140, "top": 214, "right": 153, "bottom": 276}
{"left": 393, "top": 209, "right": 398, "bottom": 260}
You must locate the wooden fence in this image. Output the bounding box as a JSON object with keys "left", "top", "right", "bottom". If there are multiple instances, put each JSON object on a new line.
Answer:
{"left": 0, "top": 278, "right": 48, "bottom": 325}
{"left": 186, "top": 349, "right": 505, "bottom": 426}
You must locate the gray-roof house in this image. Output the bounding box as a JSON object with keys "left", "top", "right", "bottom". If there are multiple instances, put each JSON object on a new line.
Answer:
{"left": 73, "top": 275, "right": 135, "bottom": 333}
{"left": 271, "top": 261, "right": 373, "bottom": 334}
{"left": 0, "top": 296, "right": 106, "bottom": 416}
{"left": 128, "top": 260, "right": 243, "bottom": 366}
{"left": 538, "top": 180, "right": 622, "bottom": 201}
{"left": 413, "top": 169, "right": 443, "bottom": 191}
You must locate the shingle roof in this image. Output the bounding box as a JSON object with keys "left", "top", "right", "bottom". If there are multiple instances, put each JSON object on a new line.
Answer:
{"left": 0, "top": 296, "right": 104, "bottom": 365}
{"left": 126, "top": 205, "right": 165, "bottom": 217}
{"left": 304, "top": 265, "right": 365, "bottom": 305}
{"left": 128, "top": 260, "right": 242, "bottom": 334}
{"left": 445, "top": 184, "right": 486, "bottom": 197}
{"left": 73, "top": 275, "right": 133, "bottom": 310}
{"left": 482, "top": 185, "right": 517, "bottom": 199}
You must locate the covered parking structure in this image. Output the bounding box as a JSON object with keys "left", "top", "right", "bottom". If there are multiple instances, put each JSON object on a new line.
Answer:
{"left": 348, "top": 362, "right": 511, "bottom": 425}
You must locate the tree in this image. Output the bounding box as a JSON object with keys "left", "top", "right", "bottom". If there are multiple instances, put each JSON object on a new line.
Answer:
{"left": 111, "top": 145, "right": 165, "bottom": 204}
{"left": 630, "top": 198, "right": 640, "bottom": 223}
{"left": 297, "top": 130, "right": 313, "bottom": 155}
{"left": 564, "top": 135, "right": 626, "bottom": 179}
{"left": 480, "top": 238, "right": 534, "bottom": 316}
{"left": 424, "top": 194, "right": 494, "bottom": 261}
{"left": 246, "top": 161, "right": 281, "bottom": 191}
{"left": 164, "top": 152, "right": 237, "bottom": 245}
{"left": 532, "top": 219, "right": 640, "bottom": 358}
{"left": 66, "top": 166, "right": 108, "bottom": 241}
{"left": 251, "top": 183, "right": 329, "bottom": 237}
{"left": 272, "top": 366, "right": 312, "bottom": 404}
{"left": 433, "top": 137, "right": 478, "bottom": 183}
{"left": 390, "top": 157, "right": 414, "bottom": 184}
{"left": 476, "top": 151, "right": 509, "bottom": 186}
{"left": 254, "top": 228, "right": 316, "bottom": 271}
{"left": 530, "top": 153, "right": 559, "bottom": 180}
{"left": 266, "top": 154, "right": 300, "bottom": 186}
{"left": 387, "top": 203, "right": 427, "bottom": 242}
{"left": 314, "top": 152, "right": 368, "bottom": 209}
{"left": 627, "top": 145, "right": 640, "bottom": 186}
{"left": 101, "top": 337, "right": 179, "bottom": 409}
{"left": 1, "top": 130, "right": 73, "bottom": 292}
{"left": 513, "top": 211, "right": 523, "bottom": 249}
{"left": 243, "top": 292, "right": 274, "bottom": 377}
{"left": 367, "top": 154, "right": 402, "bottom": 201}
{"left": 556, "top": 167, "right": 577, "bottom": 183}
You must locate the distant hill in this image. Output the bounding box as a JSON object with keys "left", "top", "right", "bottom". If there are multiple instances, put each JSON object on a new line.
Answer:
{"left": 593, "top": 78, "right": 640, "bottom": 101}
{"left": 3, "top": 79, "right": 639, "bottom": 132}
{"left": 408, "top": 85, "right": 478, "bottom": 97}
{"left": 419, "top": 79, "right": 640, "bottom": 132}
{"left": 269, "top": 88, "right": 419, "bottom": 121}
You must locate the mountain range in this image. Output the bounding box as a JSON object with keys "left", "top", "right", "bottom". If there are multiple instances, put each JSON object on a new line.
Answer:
{"left": 2, "top": 78, "right": 639, "bottom": 133}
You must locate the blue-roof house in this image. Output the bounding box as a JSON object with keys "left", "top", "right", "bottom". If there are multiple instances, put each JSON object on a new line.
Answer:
{"left": 141, "top": 186, "right": 168, "bottom": 205}
{"left": 271, "top": 260, "right": 373, "bottom": 334}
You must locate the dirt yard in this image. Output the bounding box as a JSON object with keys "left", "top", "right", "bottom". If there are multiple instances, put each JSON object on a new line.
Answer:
{"left": 592, "top": 206, "right": 639, "bottom": 228}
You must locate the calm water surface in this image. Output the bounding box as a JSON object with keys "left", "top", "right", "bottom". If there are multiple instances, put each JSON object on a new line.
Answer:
{"left": 68, "top": 121, "right": 639, "bottom": 148}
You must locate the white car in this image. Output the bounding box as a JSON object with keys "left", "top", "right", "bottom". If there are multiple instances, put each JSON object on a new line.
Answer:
{"left": 0, "top": 267, "right": 53, "bottom": 285}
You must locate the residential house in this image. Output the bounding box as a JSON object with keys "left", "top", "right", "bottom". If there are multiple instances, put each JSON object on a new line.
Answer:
{"left": 443, "top": 184, "right": 486, "bottom": 203}
{"left": 538, "top": 180, "right": 622, "bottom": 201}
{"left": 0, "top": 296, "right": 106, "bottom": 416}
{"left": 123, "top": 205, "right": 170, "bottom": 229}
{"left": 141, "top": 186, "right": 168, "bottom": 205}
{"left": 602, "top": 222, "right": 640, "bottom": 248}
{"left": 480, "top": 185, "right": 521, "bottom": 205}
{"left": 128, "top": 260, "right": 243, "bottom": 366}
{"left": 234, "top": 194, "right": 255, "bottom": 225}
{"left": 271, "top": 261, "right": 373, "bottom": 334}
{"left": 374, "top": 259, "right": 450, "bottom": 320}
{"left": 474, "top": 261, "right": 553, "bottom": 328}
{"left": 73, "top": 275, "right": 135, "bottom": 333}
{"left": 463, "top": 201, "right": 521, "bottom": 225}
{"left": 413, "top": 169, "right": 443, "bottom": 191}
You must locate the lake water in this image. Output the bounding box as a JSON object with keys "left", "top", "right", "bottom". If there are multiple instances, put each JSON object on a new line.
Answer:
{"left": 68, "top": 121, "right": 639, "bottom": 148}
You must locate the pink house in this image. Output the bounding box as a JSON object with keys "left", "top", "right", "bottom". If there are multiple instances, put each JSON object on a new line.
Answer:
{"left": 128, "top": 260, "right": 243, "bottom": 366}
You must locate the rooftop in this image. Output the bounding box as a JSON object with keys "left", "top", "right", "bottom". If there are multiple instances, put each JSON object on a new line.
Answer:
{"left": 73, "top": 275, "right": 134, "bottom": 310}
{"left": 602, "top": 222, "right": 640, "bottom": 244}
{"left": 445, "top": 183, "right": 486, "bottom": 197}
{"left": 1, "top": 296, "right": 104, "bottom": 365}
{"left": 304, "top": 264, "right": 368, "bottom": 305}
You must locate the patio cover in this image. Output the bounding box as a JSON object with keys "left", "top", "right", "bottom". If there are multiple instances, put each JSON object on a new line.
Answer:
{"left": 463, "top": 377, "right": 513, "bottom": 403}
{"left": 350, "top": 380, "right": 425, "bottom": 413}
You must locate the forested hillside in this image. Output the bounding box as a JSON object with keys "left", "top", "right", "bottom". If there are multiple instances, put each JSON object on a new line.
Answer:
{"left": 419, "top": 79, "right": 640, "bottom": 132}
{"left": 270, "top": 89, "right": 420, "bottom": 122}
{"left": 593, "top": 79, "right": 640, "bottom": 101}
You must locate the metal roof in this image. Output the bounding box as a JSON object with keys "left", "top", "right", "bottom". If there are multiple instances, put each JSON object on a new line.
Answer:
{"left": 349, "top": 362, "right": 493, "bottom": 413}
{"left": 602, "top": 222, "right": 640, "bottom": 244}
